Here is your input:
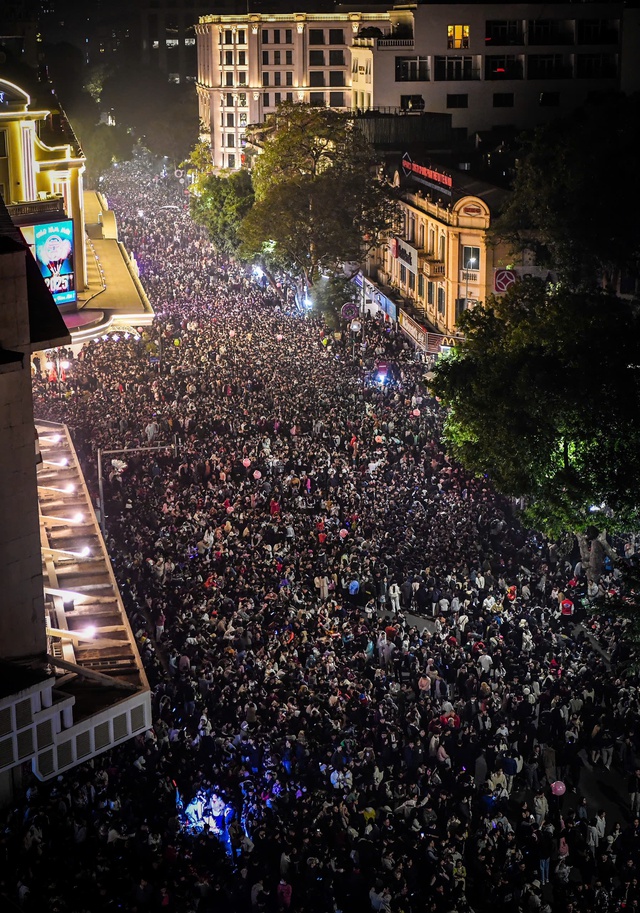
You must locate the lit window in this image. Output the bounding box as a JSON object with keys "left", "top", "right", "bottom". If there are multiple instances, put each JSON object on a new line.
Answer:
{"left": 448, "top": 25, "right": 470, "bottom": 49}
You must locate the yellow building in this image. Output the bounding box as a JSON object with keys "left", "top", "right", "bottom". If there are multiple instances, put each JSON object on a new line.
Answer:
{"left": 365, "top": 156, "right": 509, "bottom": 337}
{"left": 0, "top": 76, "right": 153, "bottom": 340}
{"left": 0, "top": 77, "right": 87, "bottom": 305}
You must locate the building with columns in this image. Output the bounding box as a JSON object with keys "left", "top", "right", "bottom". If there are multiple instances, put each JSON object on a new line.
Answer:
{"left": 197, "top": 1, "right": 638, "bottom": 170}
{"left": 196, "top": 7, "right": 390, "bottom": 170}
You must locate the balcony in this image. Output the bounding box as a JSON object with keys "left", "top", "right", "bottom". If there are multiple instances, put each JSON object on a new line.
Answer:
{"left": 7, "top": 196, "right": 65, "bottom": 223}
{"left": 459, "top": 269, "right": 479, "bottom": 284}
{"left": 378, "top": 38, "right": 415, "bottom": 48}
{"left": 422, "top": 257, "right": 446, "bottom": 277}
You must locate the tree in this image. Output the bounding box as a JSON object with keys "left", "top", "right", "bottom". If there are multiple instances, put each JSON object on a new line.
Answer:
{"left": 238, "top": 103, "right": 397, "bottom": 307}
{"left": 190, "top": 169, "right": 254, "bottom": 257}
{"left": 430, "top": 278, "right": 640, "bottom": 579}
{"left": 491, "top": 93, "right": 640, "bottom": 290}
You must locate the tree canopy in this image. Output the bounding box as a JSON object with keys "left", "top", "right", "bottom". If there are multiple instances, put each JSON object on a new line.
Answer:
{"left": 189, "top": 167, "right": 255, "bottom": 258}
{"left": 238, "top": 103, "right": 397, "bottom": 300}
{"left": 491, "top": 93, "right": 640, "bottom": 289}
{"left": 430, "top": 279, "right": 640, "bottom": 550}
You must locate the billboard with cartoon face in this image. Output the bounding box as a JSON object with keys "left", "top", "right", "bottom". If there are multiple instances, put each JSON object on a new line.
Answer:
{"left": 21, "top": 220, "right": 76, "bottom": 306}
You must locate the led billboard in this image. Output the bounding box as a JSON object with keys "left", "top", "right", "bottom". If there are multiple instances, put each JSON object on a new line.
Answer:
{"left": 21, "top": 219, "right": 77, "bottom": 306}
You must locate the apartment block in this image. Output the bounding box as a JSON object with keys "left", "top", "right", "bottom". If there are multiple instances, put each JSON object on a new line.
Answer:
{"left": 197, "top": 2, "right": 636, "bottom": 169}
{"left": 196, "top": 9, "right": 390, "bottom": 169}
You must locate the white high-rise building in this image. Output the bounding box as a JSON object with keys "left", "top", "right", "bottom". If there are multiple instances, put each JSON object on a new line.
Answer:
{"left": 196, "top": 8, "right": 391, "bottom": 170}
{"left": 196, "top": 2, "right": 637, "bottom": 170}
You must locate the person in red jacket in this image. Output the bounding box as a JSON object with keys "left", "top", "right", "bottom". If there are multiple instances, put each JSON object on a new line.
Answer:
{"left": 277, "top": 878, "right": 292, "bottom": 909}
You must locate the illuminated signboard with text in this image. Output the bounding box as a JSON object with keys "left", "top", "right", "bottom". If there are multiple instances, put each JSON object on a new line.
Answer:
{"left": 21, "top": 220, "right": 77, "bottom": 306}
{"left": 401, "top": 153, "right": 453, "bottom": 197}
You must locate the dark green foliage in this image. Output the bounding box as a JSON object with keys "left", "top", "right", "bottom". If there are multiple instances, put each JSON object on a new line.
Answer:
{"left": 431, "top": 279, "right": 640, "bottom": 539}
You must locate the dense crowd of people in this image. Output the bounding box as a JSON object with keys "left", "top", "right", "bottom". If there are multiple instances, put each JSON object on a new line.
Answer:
{"left": 3, "top": 154, "right": 640, "bottom": 913}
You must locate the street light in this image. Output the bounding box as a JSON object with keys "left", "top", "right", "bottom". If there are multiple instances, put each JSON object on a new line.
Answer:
{"left": 465, "top": 256, "right": 477, "bottom": 304}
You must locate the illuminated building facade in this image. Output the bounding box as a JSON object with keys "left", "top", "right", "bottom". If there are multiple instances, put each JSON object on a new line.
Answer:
{"left": 0, "top": 197, "right": 151, "bottom": 803}
{"left": 197, "top": 1, "right": 638, "bottom": 170}
{"left": 196, "top": 8, "right": 390, "bottom": 169}
{"left": 364, "top": 157, "right": 512, "bottom": 337}
{"left": 0, "top": 77, "right": 87, "bottom": 304}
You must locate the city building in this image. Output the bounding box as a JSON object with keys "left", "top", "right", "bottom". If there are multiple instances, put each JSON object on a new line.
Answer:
{"left": 141, "top": 0, "right": 214, "bottom": 83}
{"left": 0, "top": 196, "right": 151, "bottom": 803}
{"left": 197, "top": 1, "right": 637, "bottom": 169}
{"left": 196, "top": 7, "right": 391, "bottom": 169}
{"left": 350, "top": 1, "right": 636, "bottom": 134}
{"left": 364, "top": 154, "right": 510, "bottom": 338}
{"left": 1, "top": 75, "right": 154, "bottom": 341}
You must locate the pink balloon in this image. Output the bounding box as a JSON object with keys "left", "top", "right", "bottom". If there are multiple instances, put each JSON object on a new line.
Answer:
{"left": 229, "top": 329, "right": 236, "bottom": 337}
{"left": 339, "top": 529, "right": 348, "bottom": 539}
{"left": 226, "top": 506, "right": 234, "bottom": 514}
{"left": 551, "top": 781, "right": 566, "bottom": 796}
{"left": 276, "top": 334, "right": 283, "bottom": 341}
{"left": 253, "top": 470, "right": 262, "bottom": 479}
{"left": 412, "top": 408, "right": 421, "bottom": 417}
{"left": 242, "top": 458, "right": 251, "bottom": 468}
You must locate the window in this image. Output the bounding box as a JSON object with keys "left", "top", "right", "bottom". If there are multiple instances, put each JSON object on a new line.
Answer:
{"left": 286, "top": 29, "right": 292, "bottom": 44}
{"left": 224, "top": 30, "right": 233, "bottom": 45}
{"left": 226, "top": 112, "right": 235, "bottom": 127}
{"left": 309, "top": 91, "right": 325, "bottom": 105}
{"left": 238, "top": 93, "right": 247, "bottom": 107}
{"left": 286, "top": 92, "right": 293, "bottom": 102}
{"left": 329, "top": 50, "right": 345, "bottom": 66}
{"left": 528, "top": 54, "right": 569, "bottom": 79}
{"left": 238, "top": 51, "right": 246, "bottom": 66}
{"left": 434, "top": 56, "right": 476, "bottom": 81}
{"left": 262, "top": 72, "right": 269, "bottom": 86}
{"left": 485, "top": 55, "right": 523, "bottom": 79}
{"left": 428, "top": 281, "right": 434, "bottom": 305}
{"left": 263, "top": 92, "right": 270, "bottom": 107}
{"left": 226, "top": 93, "right": 234, "bottom": 107}
{"left": 262, "top": 50, "right": 269, "bottom": 65}
{"left": 238, "top": 30, "right": 246, "bottom": 45}
{"left": 0, "top": 131, "right": 6, "bottom": 157}
{"left": 401, "top": 94, "right": 425, "bottom": 110}
{"left": 395, "top": 56, "right": 430, "bottom": 81}
{"left": 448, "top": 25, "right": 470, "bottom": 49}
{"left": 329, "top": 92, "right": 344, "bottom": 107}
{"left": 310, "top": 71, "right": 325, "bottom": 87}
{"left": 576, "top": 53, "right": 617, "bottom": 78}
{"left": 437, "top": 286, "right": 446, "bottom": 314}
{"left": 408, "top": 271, "right": 416, "bottom": 292}
{"left": 228, "top": 154, "right": 236, "bottom": 168}
{"left": 329, "top": 71, "right": 345, "bottom": 87}
{"left": 286, "top": 72, "right": 293, "bottom": 86}
{"left": 329, "top": 29, "right": 344, "bottom": 45}
{"left": 309, "top": 29, "right": 324, "bottom": 45}
{"left": 446, "top": 93, "right": 468, "bottom": 108}
{"left": 577, "top": 19, "right": 618, "bottom": 45}
{"left": 539, "top": 91, "right": 560, "bottom": 106}
{"left": 309, "top": 50, "right": 325, "bottom": 66}
{"left": 286, "top": 50, "right": 293, "bottom": 65}
{"left": 273, "top": 29, "right": 280, "bottom": 44}
{"left": 418, "top": 273, "right": 425, "bottom": 298}
{"left": 275, "top": 92, "right": 282, "bottom": 105}
{"left": 400, "top": 264, "right": 407, "bottom": 284}
{"left": 274, "top": 72, "right": 281, "bottom": 86}
{"left": 227, "top": 134, "right": 235, "bottom": 147}
{"left": 225, "top": 72, "right": 234, "bottom": 86}
{"left": 274, "top": 51, "right": 281, "bottom": 65}
{"left": 485, "top": 20, "right": 523, "bottom": 46}
{"left": 493, "top": 92, "right": 514, "bottom": 107}
{"left": 238, "top": 72, "right": 246, "bottom": 85}
{"left": 262, "top": 29, "right": 269, "bottom": 44}
{"left": 239, "top": 112, "right": 247, "bottom": 126}
{"left": 225, "top": 50, "right": 233, "bottom": 65}
{"left": 462, "top": 246, "right": 480, "bottom": 270}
